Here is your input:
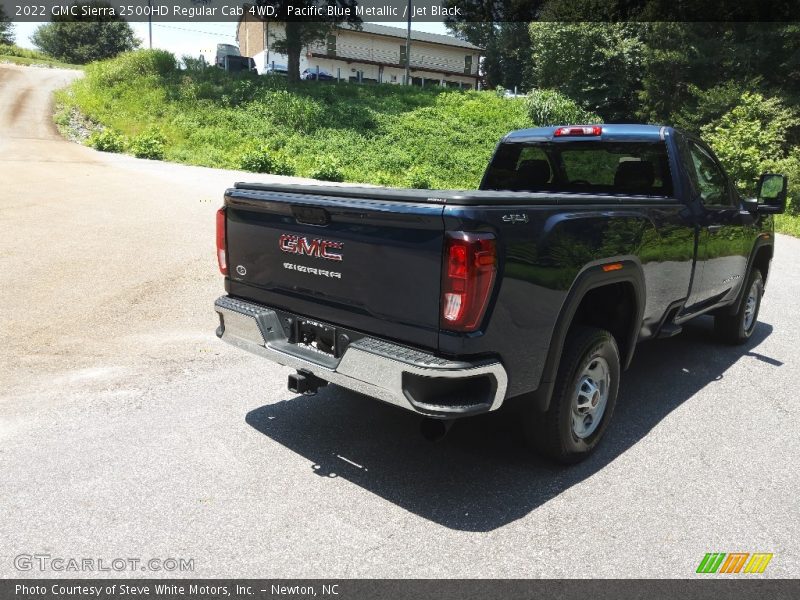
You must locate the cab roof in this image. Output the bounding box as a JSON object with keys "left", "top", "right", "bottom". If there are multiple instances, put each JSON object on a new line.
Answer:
{"left": 503, "top": 124, "right": 669, "bottom": 143}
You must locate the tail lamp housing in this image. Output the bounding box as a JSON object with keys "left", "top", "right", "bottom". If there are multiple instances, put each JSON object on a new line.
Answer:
{"left": 441, "top": 232, "right": 497, "bottom": 332}
{"left": 216, "top": 207, "right": 228, "bottom": 275}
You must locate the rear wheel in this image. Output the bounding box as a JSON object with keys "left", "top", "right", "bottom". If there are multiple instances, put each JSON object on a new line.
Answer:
{"left": 525, "top": 327, "right": 620, "bottom": 464}
{"left": 714, "top": 270, "right": 763, "bottom": 345}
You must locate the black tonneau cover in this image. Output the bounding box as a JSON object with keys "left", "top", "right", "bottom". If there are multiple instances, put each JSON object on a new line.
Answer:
{"left": 232, "top": 182, "right": 675, "bottom": 206}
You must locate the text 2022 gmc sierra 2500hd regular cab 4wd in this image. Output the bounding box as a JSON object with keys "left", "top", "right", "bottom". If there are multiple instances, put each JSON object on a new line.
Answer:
{"left": 214, "top": 124, "right": 788, "bottom": 463}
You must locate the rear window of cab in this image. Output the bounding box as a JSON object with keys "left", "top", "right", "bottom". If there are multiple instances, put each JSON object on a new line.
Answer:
{"left": 481, "top": 141, "right": 673, "bottom": 197}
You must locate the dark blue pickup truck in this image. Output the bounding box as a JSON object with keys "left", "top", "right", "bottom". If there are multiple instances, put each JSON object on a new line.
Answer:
{"left": 214, "top": 124, "right": 788, "bottom": 463}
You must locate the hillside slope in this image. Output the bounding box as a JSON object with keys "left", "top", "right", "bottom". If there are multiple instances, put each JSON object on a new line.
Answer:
{"left": 56, "top": 50, "right": 530, "bottom": 189}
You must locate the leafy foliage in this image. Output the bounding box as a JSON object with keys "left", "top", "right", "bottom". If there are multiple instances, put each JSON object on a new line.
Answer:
{"left": 528, "top": 23, "right": 644, "bottom": 122}
{"left": 0, "top": 44, "right": 83, "bottom": 68}
{"left": 0, "top": 5, "right": 15, "bottom": 45}
{"left": 31, "top": 2, "right": 139, "bottom": 64}
{"left": 59, "top": 50, "right": 529, "bottom": 188}
{"left": 701, "top": 93, "right": 796, "bottom": 196}
{"left": 308, "top": 158, "right": 344, "bottom": 182}
{"left": 87, "top": 128, "right": 125, "bottom": 152}
{"left": 0, "top": 45, "right": 47, "bottom": 59}
{"left": 448, "top": 22, "right": 532, "bottom": 90}
{"left": 130, "top": 130, "right": 166, "bottom": 159}
{"left": 403, "top": 168, "right": 433, "bottom": 190}
{"left": 526, "top": 89, "right": 601, "bottom": 126}
{"left": 87, "top": 49, "right": 175, "bottom": 85}
{"left": 240, "top": 145, "right": 295, "bottom": 175}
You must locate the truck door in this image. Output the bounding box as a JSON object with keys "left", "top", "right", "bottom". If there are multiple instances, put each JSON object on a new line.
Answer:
{"left": 683, "top": 138, "right": 753, "bottom": 308}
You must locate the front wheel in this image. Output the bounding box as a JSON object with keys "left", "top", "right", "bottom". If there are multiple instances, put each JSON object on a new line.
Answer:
{"left": 525, "top": 327, "right": 621, "bottom": 464}
{"left": 714, "top": 270, "right": 763, "bottom": 345}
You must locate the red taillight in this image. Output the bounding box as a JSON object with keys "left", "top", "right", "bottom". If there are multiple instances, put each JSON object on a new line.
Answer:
{"left": 441, "top": 232, "right": 497, "bottom": 332}
{"left": 216, "top": 207, "right": 227, "bottom": 275}
{"left": 554, "top": 125, "right": 602, "bottom": 137}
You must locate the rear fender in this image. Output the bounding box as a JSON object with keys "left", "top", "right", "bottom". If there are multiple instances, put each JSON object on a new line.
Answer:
{"left": 528, "top": 258, "right": 646, "bottom": 412}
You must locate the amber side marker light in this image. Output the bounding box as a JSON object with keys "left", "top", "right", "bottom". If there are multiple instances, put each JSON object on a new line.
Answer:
{"left": 602, "top": 262, "right": 624, "bottom": 272}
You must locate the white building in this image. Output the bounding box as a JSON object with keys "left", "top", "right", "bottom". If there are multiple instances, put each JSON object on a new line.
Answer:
{"left": 236, "top": 19, "right": 482, "bottom": 88}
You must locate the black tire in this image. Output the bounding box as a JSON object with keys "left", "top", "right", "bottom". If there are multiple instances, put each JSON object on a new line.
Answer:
{"left": 525, "top": 327, "right": 620, "bottom": 464}
{"left": 714, "top": 270, "right": 763, "bottom": 345}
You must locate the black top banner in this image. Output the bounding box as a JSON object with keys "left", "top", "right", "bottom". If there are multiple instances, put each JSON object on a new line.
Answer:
{"left": 3, "top": 0, "right": 800, "bottom": 23}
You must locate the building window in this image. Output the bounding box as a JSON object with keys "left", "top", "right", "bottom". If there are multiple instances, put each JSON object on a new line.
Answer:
{"left": 326, "top": 34, "right": 336, "bottom": 57}
{"left": 464, "top": 55, "right": 472, "bottom": 74}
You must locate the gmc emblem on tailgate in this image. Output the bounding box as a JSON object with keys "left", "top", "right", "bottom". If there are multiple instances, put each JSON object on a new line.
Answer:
{"left": 279, "top": 234, "right": 343, "bottom": 262}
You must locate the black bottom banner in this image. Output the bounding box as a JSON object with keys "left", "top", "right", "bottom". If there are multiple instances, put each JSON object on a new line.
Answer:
{"left": 4, "top": 579, "right": 800, "bottom": 600}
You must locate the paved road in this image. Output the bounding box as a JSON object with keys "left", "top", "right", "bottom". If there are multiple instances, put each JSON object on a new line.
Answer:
{"left": 1, "top": 64, "right": 799, "bottom": 578}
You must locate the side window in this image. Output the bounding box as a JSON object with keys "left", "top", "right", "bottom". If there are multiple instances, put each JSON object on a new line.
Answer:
{"left": 686, "top": 141, "right": 732, "bottom": 207}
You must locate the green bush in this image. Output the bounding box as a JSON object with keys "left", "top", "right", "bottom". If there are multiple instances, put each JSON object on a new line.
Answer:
{"left": 771, "top": 152, "right": 800, "bottom": 215}
{"left": 87, "top": 49, "right": 176, "bottom": 86}
{"left": 673, "top": 81, "right": 749, "bottom": 132}
{"left": 240, "top": 146, "right": 295, "bottom": 175}
{"left": 702, "top": 92, "right": 796, "bottom": 197}
{"left": 308, "top": 158, "right": 344, "bottom": 182}
{"left": 87, "top": 128, "right": 125, "bottom": 153}
{"left": 403, "top": 168, "right": 432, "bottom": 189}
{"left": 130, "top": 130, "right": 166, "bottom": 159}
{"left": 0, "top": 45, "right": 49, "bottom": 60}
{"left": 526, "top": 89, "right": 602, "bottom": 126}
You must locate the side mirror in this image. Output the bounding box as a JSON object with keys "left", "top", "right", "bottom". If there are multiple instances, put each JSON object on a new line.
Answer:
{"left": 756, "top": 173, "right": 788, "bottom": 214}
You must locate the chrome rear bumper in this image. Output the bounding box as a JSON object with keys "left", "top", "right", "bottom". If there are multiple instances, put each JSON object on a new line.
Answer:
{"left": 214, "top": 296, "right": 508, "bottom": 417}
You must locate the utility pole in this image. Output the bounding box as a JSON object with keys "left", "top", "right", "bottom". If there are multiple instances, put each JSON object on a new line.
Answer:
{"left": 264, "top": 20, "right": 270, "bottom": 71}
{"left": 404, "top": 0, "right": 411, "bottom": 85}
{"left": 147, "top": 0, "right": 152, "bottom": 49}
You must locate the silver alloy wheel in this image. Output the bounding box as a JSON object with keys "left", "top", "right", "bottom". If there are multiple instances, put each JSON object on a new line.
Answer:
{"left": 572, "top": 356, "right": 611, "bottom": 439}
{"left": 743, "top": 280, "right": 759, "bottom": 332}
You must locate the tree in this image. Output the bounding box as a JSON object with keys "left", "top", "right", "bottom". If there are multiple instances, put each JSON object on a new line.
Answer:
{"left": 526, "top": 88, "right": 601, "bottom": 126}
{"left": 637, "top": 23, "right": 800, "bottom": 126}
{"left": 444, "top": 1, "right": 545, "bottom": 90}
{"left": 448, "top": 22, "right": 531, "bottom": 91}
{"left": 253, "top": 1, "right": 361, "bottom": 82}
{"left": 31, "top": 2, "right": 139, "bottom": 64}
{"left": 701, "top": 92, "right": 796, "bottom": 195}
{"left": 528, "top": 22, "right": 644, "bottom": 122}
{"left": 0, "top": 5, "right": 15, "bottom": 45}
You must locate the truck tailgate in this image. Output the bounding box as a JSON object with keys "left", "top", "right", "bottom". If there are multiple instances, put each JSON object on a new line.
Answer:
{"left": 223, "top": 186, "right": 446, "bottom": 350}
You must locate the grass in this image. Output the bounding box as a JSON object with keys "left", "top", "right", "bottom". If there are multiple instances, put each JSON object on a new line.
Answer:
{"left": 0, "top": 45, "right": 82, "bottom": 69}
{"left": 55, "top": 50, "right": 529, "bottom": 188}
{"left": 776, "top": 214, "right": 800, "bottom": 238}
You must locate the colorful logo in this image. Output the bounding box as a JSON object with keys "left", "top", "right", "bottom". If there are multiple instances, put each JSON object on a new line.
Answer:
{"left": 696, "top": 553, "right": 773, "bottom": 574}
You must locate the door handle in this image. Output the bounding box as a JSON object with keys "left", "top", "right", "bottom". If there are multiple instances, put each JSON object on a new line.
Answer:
{"left": 707, "top": 225, "right": 723, "bottom": 233}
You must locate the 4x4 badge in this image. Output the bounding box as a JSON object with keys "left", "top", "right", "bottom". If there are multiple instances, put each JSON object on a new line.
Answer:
{"left": 502, "top": 213, "right": 529, "bottom": 224}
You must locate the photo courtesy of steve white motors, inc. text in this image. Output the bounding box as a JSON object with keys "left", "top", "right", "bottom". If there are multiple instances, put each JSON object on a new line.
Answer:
{"left": 14, "top": 583, "right": 340, "bottom": 597}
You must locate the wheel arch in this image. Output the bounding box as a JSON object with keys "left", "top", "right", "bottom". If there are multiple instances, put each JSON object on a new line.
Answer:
{"left": 527, "top": 259, "right": 645, "bottom": 413}
{"left": 723, "top": 236, "right": 774, "bottom": 317}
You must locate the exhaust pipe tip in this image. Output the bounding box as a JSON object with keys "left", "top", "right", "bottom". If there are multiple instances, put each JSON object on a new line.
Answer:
{"left": 420, "top": 417, "right": 453, "bottom": 443}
